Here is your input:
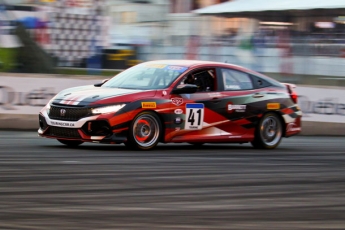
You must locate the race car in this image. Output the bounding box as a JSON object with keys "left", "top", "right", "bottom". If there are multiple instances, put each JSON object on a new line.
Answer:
{"left": 38, "top": 60, "right": 302, "bottom": 150}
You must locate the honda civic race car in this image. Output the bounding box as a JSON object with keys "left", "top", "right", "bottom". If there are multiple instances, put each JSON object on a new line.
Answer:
{"left": 38, "top": 60, "right": 302, "bottom": 150}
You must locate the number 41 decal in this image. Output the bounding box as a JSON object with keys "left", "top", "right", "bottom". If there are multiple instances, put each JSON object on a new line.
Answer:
{"left": 185, "top": 104, "right": 204, "bottom": 130}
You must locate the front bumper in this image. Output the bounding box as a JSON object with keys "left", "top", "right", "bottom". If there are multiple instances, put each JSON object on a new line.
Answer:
{"left": 38, "top": 111, "right": 127, "bottom": 144}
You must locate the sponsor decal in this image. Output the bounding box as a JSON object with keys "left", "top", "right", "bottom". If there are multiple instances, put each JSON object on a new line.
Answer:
{"left": 226, "top": 85, "right": 241, "bottom": 90}
{"left": 174, "top": 109, "right": 183, "bottom": 114}
{"left": 185, "top": 103, "right": 204, "bottom": 130}
{"left": 174, "top": 117, "right": 183, "bottom": 124}
{"left": 267, "top": 103, "right": 280, "bottom": 110}
{"left": 228, "top": 136, "right": 242, "bottom": 138}
{"left": 51, "top": 121, "right": 75, "bottom": 127}
{"left": 166, "top": 66, "right": 188, "bottom": 73}
{"left": 141, "top": 102, "right": 156, "bottom": 109}
{"left": 227, "top": 103, "right": 246, "bottom": 113}
{"left": 162, "top": 90, "right": 167, "bottom": 96}
{"left": 286, "top": 123, "right": 301, "bottom": 132}
{"left": 171, "top": 97, "right": 183, "bottom": 106}
{"left": 146, "top": 64, "right": 166, "bottom": 69}
{"left": 208, "top": 92, "right": 222, "bottom": 97}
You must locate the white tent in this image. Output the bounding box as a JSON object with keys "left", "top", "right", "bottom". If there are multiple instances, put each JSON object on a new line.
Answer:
{"left": 193, "top": 0, "right": 345, "bottom": 15}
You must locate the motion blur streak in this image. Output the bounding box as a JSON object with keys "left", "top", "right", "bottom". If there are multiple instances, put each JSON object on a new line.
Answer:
{"left": 0, "top": 131, "right": 345, "bottom": 229}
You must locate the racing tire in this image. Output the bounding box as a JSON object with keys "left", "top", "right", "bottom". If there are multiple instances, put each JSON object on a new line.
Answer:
{"left": 251, "top": 113, "right": 283, "bottom": 149}
{"left": 57, "top": 139, "right": 84, "bottom": 147}
{"left": 127, "top": 111, "right": 162, "bottom": 150}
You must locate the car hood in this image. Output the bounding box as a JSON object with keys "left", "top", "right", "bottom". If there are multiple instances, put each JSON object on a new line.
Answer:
{"left": 52, "top": 85, "right": 156, "bottom": 106}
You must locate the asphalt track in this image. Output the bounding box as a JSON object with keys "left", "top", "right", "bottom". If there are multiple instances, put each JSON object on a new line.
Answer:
{"left": 0, "top": 131, "right": 345, "bottom": 230}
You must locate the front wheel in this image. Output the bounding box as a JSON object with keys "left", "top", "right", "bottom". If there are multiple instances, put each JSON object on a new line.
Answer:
{"left": 57, "top": 139, "right": 83, "bottom": 147}
{"left": 251, "top": 113, "right": 283, "bottom": 149}
{"left": 127, "top": 111, "right": 162, "bottom": 150}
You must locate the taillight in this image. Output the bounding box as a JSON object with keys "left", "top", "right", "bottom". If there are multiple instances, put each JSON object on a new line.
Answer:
{"left": 290, "top": 90, "right": 298, "bottom": 104}
{"left": 285, "top": 83, "right": 298, "bottom": 104}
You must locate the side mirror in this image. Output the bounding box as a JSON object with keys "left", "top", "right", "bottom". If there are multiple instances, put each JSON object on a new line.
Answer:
{"left": 94, "top": 79, "right": 109, "bottom": 87}
{"left": 171, "top": 84, "right": 198, "bottom": 94}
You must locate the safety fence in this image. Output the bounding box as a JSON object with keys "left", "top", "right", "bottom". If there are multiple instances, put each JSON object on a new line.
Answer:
{"left": 137, "top": 44, "right": 345, "bottom": 77}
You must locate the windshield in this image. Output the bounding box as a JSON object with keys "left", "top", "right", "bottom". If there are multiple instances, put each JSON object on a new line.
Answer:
{"left": 102, "top": 63, "right": 188, "bottom": 90}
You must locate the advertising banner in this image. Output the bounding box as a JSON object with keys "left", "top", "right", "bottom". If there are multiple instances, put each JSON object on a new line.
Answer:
{"left": 0, "top": 76, "right": 99, "bottom": 114}
{"left": 296, "top": 86, "right": 345, "bottom": 123}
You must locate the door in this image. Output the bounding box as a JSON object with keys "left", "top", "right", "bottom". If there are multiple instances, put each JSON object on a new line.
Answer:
{"left": 215, "top": 68, "right": 264, "bottom": 137}
{"left": 168, "top": 67, "right": 228, "bottom": 142}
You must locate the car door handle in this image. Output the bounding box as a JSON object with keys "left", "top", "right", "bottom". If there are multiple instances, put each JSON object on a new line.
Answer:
{"left": 212, "top": 97, "right": 220, "bottom": 103}
{"left": 252, "top": 93, "right": 264, "bottom": 98}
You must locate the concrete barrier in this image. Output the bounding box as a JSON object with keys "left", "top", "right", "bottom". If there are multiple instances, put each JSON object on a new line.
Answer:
{"left": 0, "top": 114, "right": 37, "bottom": 130}
{"left": 300, "top": 121, "right": 345, "bottom": 136}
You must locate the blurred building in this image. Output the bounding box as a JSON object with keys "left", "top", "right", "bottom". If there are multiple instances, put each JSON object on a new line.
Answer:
{"left": 3, "top": 0, "right": 345, "bottom": 75}
{"left": 105, "top": 0, "right": 242, "bottom": 46}
{"left": 167, "top": 0, "right": 241, "bottom": 45}
{"left": 105, "top": 0, "right": 169, "bottom": 46}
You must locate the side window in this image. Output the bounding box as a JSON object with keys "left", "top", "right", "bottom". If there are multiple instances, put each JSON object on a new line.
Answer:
{"left": 180, "top": 68, "right": 216, "bottom": 92}
{"left": 250, "top": 74, "right": 272, "bottom": 89}
{"left": 221, "top": 69, "right": 253, "bottom": 90}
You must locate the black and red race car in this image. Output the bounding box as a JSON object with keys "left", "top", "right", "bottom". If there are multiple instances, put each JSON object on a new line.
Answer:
{"left": 38, "top": 60, "right": 302, "bottom": 150}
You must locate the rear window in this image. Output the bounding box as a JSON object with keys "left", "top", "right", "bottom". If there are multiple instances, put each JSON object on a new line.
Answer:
{"left": 250, "top": 73, "right": 285, "bottom": 88}
{"left": 221, "top": 68, "right": 253, "bottom": 90}
{"left": 250, "top": 75, "right": 272, "bottom": 88}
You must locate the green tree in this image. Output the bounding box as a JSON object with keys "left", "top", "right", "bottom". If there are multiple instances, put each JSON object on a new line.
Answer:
{"left": 15, "top": 23, "right": 55, "bottom": 73}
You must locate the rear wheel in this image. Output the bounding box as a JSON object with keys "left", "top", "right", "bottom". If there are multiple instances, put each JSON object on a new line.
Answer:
{"left": 127, "top": 111, "right": 162, "bottom": 150}
{"left": 251, "top": 113, "right": 283, "bottom": 149}
{"left": 57, "top": 139, "right": 83, "bottom": 147}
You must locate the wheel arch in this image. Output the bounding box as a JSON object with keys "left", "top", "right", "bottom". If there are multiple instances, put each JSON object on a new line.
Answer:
{"left": 152, "top": 109, "right": 166, "bottom": 142}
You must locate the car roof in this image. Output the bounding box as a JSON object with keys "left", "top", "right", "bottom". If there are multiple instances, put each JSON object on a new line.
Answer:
{"left": 143, "top": 60, "right": 241, "bottom": 69}
{"left": 142, "top": 60, "right": 284, "bottom": 88}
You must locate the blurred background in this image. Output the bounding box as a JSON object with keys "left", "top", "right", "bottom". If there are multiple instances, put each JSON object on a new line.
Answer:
{"left": 0, "top": 0, "right": 345, "bottom": 86}
{"left": 0, "top": 3, "right": 344, "bottom": 228}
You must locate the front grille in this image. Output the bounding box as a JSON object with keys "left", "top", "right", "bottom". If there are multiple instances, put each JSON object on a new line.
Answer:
{"left": 49, "top": 105, "right": 91, "bottom": 121}
{"left": 47, "top": 127, "right": 81, "bottom": 138}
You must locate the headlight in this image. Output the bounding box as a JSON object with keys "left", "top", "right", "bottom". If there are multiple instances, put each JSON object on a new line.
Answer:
{"left": 46, "top": 103, "right": 51, "bottom": 114}
{"left": 45, "top": 99, "right": 53, "bottom": 115}
{"left": 91, "top": 104, "right": 126, "bottom": 114}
